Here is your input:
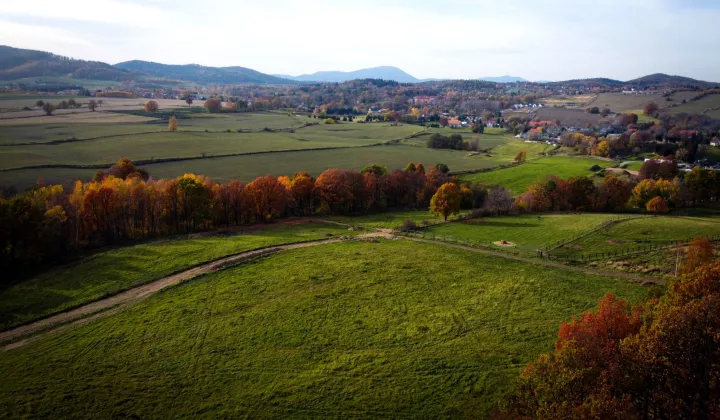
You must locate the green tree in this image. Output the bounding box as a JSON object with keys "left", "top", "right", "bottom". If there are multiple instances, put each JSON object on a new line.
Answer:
{"left": 42, "top": 103, "right": 56, "bottom": 116}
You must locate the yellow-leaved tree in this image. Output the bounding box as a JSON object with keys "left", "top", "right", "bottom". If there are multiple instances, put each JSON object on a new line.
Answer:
{"left": 168, "top": 116, "right": 178, "bottom": 132}
{"left": 430, "top": 182, "right": 461, "bottom": 221}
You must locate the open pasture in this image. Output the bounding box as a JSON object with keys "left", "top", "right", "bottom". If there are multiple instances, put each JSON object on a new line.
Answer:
{"left": 0, "top": 97, "right": 192, "bottom": 114}
{"left": 540, "top": 94, "right": 596, "bottom": 108}
{"left": 0, "top": 142, "right": 510, "bottom": 191}
{"left": 327, "top": 210, "right": 459, "bottom": 230}
{"left": 0, "top": 239, "right": 656, "bottom": 418}
{"left": 0, "top": 130, "right": 391, "bottom": 169}
{"left": 405, "top": 127, "right": 510, "bottom": 150}
{"left": 460, "top": 156, "right": 612, "bottom": 193}
{"left": 584, "top": 92, "right": 663, "bottom": 113}
{"left": 420, "top": 213, "right": 617, "bottom": 254}
{"left": 0, "top": 222, "right": 355, "bottom": 331}
{"left": 663, "top": 94, "right": 720, "bottom": 119}
{"left": 551, "top": 214, "right": 720, "bottom": 258}
{"left": 0, "top": 111, "right": 158, "bottom": 126}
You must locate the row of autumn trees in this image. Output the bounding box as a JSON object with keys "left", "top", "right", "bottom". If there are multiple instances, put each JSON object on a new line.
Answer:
{"left": 0, "top": 159, "right": 513, "bottom": 279}
{"left": 504, "top": 239, "right": 720, "bottom": 419}
{"left": 513, "top": 166, "right": 720, "bottom": 214}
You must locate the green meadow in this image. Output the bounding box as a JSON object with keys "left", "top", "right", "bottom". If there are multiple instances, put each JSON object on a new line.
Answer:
{"left": 0, "top": 240, "right": 656, "bottom": 418}
{"left": 0, "top": 222, "right": 355, "bottom": 330}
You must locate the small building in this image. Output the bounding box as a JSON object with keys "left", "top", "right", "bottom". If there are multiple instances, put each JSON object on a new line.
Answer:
{"left": 447, "top": 118, "right": 462, "bottom": 128}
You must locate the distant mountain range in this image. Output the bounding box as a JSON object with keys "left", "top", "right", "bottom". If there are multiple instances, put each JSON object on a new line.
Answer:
{"left": 1, "top": 45, "right": 717, "bottom": 89}
{"left": 115, "top": 60, "right": 295, "bottom": 85}
{"left": 274, "top": 66, "right": 420, "bottom": 83}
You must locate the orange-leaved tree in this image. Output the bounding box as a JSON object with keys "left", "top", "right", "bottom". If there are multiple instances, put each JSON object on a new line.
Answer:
{"left": 430, "top": 182, "right": 461, "bottom": 221}
{"left": 646, "top": 196, "right": 668, "bottom": 215}
{"left": 204, "top": 98, "right": 222, "bottom": 113}
{"left": 144, "top": 100, "right": 159, "bottom": 113}
{"left": 514, "top": 150, "right": 527, "bottom": 163}
{"left": 168, "top": 116, "right": 178, "bottom": 132}
{"left": 244, "top": 175, "right": 288, "bottom": 222}
{"left": 681, "top": 236, "right": 714, "bottom": 275}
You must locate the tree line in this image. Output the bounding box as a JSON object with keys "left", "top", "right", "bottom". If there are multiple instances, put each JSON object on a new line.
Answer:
{"left": 0, "top": 158, "right": 512, "bottom": 281}
{"left": 513, "top": 162, "right": 719, "bottom": 214}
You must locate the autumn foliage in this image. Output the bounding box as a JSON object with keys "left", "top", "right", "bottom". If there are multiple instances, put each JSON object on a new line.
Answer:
{"left": 204, "top": 98, "right": 222, "bottom": 113}
{"left": 505, "top": 257, "right": 720, "bottom": 419}
{"left": 144, "top": 100, "right": 159, "bottom": 113}
{"left": 168, "top": 116, "right": 178, "bottom": 131}
{"left": 0, "top": 158, "right": 494, "bottom": 278}
{"left": 430, "top": 182, "right": 462, "bottom": 221}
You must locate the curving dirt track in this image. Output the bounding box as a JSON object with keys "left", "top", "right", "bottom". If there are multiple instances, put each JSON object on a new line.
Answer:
{"left": 1, "top": 231, "right": 659, "bottom": 351}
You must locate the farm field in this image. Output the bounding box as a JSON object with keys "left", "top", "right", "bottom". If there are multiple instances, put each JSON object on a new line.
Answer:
{"left": 663, "top": 94, "right": 720, "bottom": 119}
{"left": 0, "top": 221, "right": 356, "bottom": 331}
{"left": 551, "top": 214, "right": 720, "bottom": 259}
{"left": 418, "top": 213, "right": 618, "bottom": 254}
{"left": 0, "top": 130, "right": 394, "bottom": 169}
{"left": 460, "top": 156, "right": 612, "bottom": 193}
{"left": 0, "top": 143, "right": 508, "bottom": 191}
{"left": 0, "top": 122, "right": 164, "bottom": 145}
{"left": 584, "top": 92, "right": 663, "bottom": 113}
{"left": 405, "top": 127, "right": 510, "bottom": 150}
{"left": 0, "top": 97, "right": 193, "bottom": 115}
{"left": 505, "top": 107, "right": 605, "bottom": 127}
{"left": 0, "top": 239, "right": 657, "bottom": 418}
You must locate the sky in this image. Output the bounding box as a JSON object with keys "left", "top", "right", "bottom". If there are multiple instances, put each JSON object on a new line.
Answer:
{"left": 1, "top": 0, "right": 719, "bottom": 82}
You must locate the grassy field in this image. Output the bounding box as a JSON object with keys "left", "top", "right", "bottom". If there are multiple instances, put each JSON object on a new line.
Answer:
{"left": 663, "top": 94, "right": 720, "bottom": 119}
{"left": 327, "top": 210, "right": 460, "bottom": 229}
{"left": 0, "top": 239, "right": 657, "bottom": 418}
{"left": 0, "top": 144, "right": 507, "bottom": 191}
{"left": 0, "top": 222, "right": 356, "bottom": 330}
{"left": 0, "top": 130, "right": 395, "bottom": 169}
{"left": 404, "top": 128, "right": 509, "bottom": 150}
{"left": 419, "top": 214, "right": 618, "bottom": 254}
{"left": 551, "top": 215, "right": 720, "bottom": 258}
{"left": 460, "top": 156, "right": 612, "bottom": 193}
{"left": 584, "top": 93, "right": 663, "bottom": 113}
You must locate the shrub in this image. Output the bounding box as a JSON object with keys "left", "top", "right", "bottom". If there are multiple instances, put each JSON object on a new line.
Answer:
{"left": 589, "top": 164, "right": 602, "bottom": 172}
{"left": 395, "top": 219, "right": 418, "bottom": 233}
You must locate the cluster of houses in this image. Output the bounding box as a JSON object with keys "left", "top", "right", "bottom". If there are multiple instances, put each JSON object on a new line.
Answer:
{"left": 511, "top": 103, "right": 544, "bottom": 110}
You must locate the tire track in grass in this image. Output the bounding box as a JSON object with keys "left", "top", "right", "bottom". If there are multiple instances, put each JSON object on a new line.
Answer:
{"left": 0, "top": 237, "right": 368, "bottom": 350}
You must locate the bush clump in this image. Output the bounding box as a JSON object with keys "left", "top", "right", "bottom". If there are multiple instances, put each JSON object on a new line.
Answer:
{"left": 395, "top": 219, "right": 418, "bottom": 233}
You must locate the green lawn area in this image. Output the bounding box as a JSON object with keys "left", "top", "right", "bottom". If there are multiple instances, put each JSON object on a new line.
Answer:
{"left": 326, "top": 210, "right": 459, "bottom": 229}
{"left": 460, "top": 156, "right": 613, "bottom": 193}
{"left": 0, "top": 240, "right": 657, "bottom": 418}
{"left": 420, "top": 213, "right": 618, "bottom": 254}
{"left": 627, "top": 109, "right": 660, "bottom": 124}
{"left": 551, "top": 215, "right": 720, "bottom": 258}
{"left": 0, "top": 222, "right": 356, "bottom": 330}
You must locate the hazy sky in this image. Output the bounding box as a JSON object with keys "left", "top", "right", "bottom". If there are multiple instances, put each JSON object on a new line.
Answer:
{"left": 1, "top": 0, "right": 719, "bottom": 82}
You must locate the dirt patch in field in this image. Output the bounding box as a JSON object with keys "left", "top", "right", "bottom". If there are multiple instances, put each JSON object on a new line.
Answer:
{"left": 605, "top": 167, "right": 639, "bottom": 177}
{"left": 608, "top": 239, "right": 626, "bottom": 245}
{"left": 494, "top": 240, "right": 516, "bottom": 247}
{"left": 565, "top": 244, "right": 582, "bottom": 250}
